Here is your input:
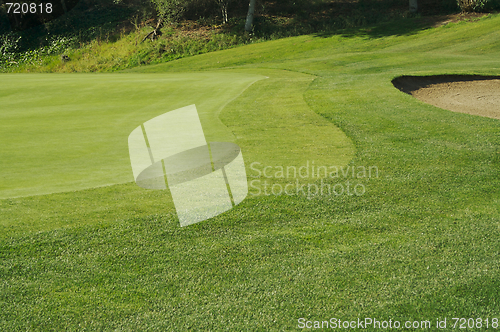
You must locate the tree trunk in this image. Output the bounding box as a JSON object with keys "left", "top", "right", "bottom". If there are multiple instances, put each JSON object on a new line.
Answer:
{"left": 12, "top": 11, "right": 19, "bottom": 29}
{"left": 245, "top": 0, "right": 256, "bottom": 32}
{"left": 60, "top": 0, "right": 68, "bottom": 14}
{"left": 141, "top": 19, "right": 163, "bottom": 43}
{"left": 222, "top": 3, "right": 228, "bottom": 24}
{"left": 2, "top": 6, "right": 12, "bottom": 31}
{"left": 216, "top": 0, "right": 228, "bottom": 24}
{"left": 409, "top": 0, "right": 418, "bottom": 13}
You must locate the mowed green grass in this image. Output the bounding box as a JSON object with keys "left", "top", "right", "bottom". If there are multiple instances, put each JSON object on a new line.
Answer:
{"left": 0, "top": 72, "right": 263, "bottom": 198}
{"left": 0, "top": 71, "right": 351, "bottom": 200}
{"left": 1, "top": 14, "right": 500, "bottom": 330}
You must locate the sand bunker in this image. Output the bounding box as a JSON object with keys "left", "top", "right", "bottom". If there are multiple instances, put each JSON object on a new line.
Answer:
{"left": 392, "top": 75, "right": 500, "bottom": 120}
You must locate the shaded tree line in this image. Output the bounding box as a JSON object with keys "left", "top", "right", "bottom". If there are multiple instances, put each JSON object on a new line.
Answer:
{"left": 0, "top": 0, "right": 80, "bottom": 31}
{"left": 147, "top": 0, "right": 499, "bottom": 26}
{"left": 3, "top": 0, "right": 499, "bottom": 34}
{"left": 1, "top": 0, "right": 499, "bottom": 54}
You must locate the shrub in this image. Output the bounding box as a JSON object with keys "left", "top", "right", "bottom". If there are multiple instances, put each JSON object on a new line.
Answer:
{"left": 457, "top": 0, "right": 500, "bottom": 12}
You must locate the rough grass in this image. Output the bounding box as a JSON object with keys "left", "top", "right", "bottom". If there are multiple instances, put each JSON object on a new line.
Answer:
{"left": 2, "top": 25, "right": 252, "bottom": 73}
{"left": 1, "top": 13, "right": 500, "bottom": 331}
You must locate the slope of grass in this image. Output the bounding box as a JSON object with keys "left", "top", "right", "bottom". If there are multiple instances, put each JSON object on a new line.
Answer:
{"left": 1, "top": 13, "right": 500, "bottom": 331}
{"left": 2, "top": 25, "right": 253, "bottom": 73}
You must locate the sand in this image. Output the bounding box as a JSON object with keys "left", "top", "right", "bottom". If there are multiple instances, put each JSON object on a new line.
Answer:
{"left": 392, "top": 75, "right": 500, "bottom": 120}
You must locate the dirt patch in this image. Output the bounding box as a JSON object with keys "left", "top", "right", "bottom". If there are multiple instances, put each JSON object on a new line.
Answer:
{"left": 417, "top": 12, "right": 490, "bottom": 28}
{"left": 392, "top": 75, "right": 500, "bottom": 119}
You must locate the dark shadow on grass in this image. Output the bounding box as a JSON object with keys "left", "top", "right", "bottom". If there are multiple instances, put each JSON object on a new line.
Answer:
{"left": 313, "top": 12, "right": 496, "bottom": 39}
{"left": 315, "top": 15, "right": 444, "bottom": 39}
{"left": 244, "top": 1, "right": 465, "bottom": 40}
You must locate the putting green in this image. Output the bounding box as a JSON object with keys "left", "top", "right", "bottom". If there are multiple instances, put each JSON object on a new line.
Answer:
{"left": 0, "top": 72, "right": 263, "bottom": 198}
{"left": 0, "top": 70, "right": 355, "bottom": 199}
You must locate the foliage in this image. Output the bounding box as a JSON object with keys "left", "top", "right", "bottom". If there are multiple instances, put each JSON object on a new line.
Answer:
{"left": 457, "top": 0, "right": 500, "bottom": 11}
{"left": 149, "top": 0, "right": 239, "bottom": 24}
{"left": 0, "top": 32, "right": 21, "bottom": 54}
{"left": 0, "top": 32, "right": 21, "bottom": 67}
{"left": 2, "top": 0, "right": 496, "bottom": 73}
{"left": 150, "top": 0, "right": 189, "bottom": 22}
{"left": 0, "top": 33, "right": 79, "bottom": 70}
{"left": 0, "top": 24, "right": 253, "bottom": 72}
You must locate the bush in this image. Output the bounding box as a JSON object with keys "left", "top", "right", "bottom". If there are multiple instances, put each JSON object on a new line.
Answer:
{"left": 150, "top": 0, "right": 189, "bottom": 22}
{"left": 457, "top": 0, "right": 500, "bottom": 12}
{"left": 0, "top": 32, "right": 21, "bottom": 55}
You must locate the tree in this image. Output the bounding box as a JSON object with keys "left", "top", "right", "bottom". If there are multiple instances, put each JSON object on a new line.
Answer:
{"left": 60, "top": 0, "right": 68, "bottom": 13}
{"left": 215, "top": 0, "right": 227, "bottom": 23}
{"left": 409, "top": 0, "right": 418, "bottom": 13}
{"left": 141, "top": 18, "right": 163, "bottom": 42}
{"left": 244, "top": 0, "right": 256, "bottom": 32}
{"left": 456, "top": 0, "right": 497, "bottom": 12}
{"left": 150, "top": 0, "right": 187, "bottom": 22}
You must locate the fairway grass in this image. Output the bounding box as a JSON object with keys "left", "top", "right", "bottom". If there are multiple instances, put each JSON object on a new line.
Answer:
{"left": 1, "top": 14, "right": 500, "bottom": 330}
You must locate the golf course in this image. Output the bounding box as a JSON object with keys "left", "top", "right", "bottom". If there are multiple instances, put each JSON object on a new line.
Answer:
{"left": 1, "top": 12, "right": 500, "bottom": 330}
